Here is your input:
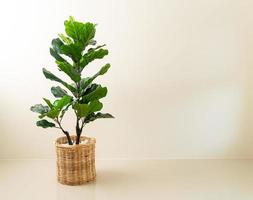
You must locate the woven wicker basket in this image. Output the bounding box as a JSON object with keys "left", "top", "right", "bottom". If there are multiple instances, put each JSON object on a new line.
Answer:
{"left": 55, "top": 135, "right": 96, "bottom": 185}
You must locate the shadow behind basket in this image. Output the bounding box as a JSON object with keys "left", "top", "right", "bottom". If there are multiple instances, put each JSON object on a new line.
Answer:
{"left": 55, "top": 135, "right": 96, "bottom": 185}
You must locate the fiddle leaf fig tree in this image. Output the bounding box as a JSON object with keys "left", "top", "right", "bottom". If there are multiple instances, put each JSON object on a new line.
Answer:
{"left": 30, "top": 16, "right": 114, "bottom": 145}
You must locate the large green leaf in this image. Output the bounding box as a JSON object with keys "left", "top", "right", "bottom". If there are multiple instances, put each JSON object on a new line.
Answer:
{"left": 53, "top": 95, "right": 72, "bottom": 110}
{"left": 42, "top": 68, "right": 76, "bottom": 94}
{"left": 51, "top": 38, "right": 64, "bottom": 53}
{"left": 80, "top": 48, "right": 108, "bottom": 70}
{"left": 50, "top": 48, "right": 65, "bottom": 62}
{"left": 84, "top": 112, "right": 114, "bottom": 123}
{"left": 60, "top": 43, "right": 82, "bottom": 62}
{"left": 81, "top": 86, "right": 107, "bottom": 103}
{"left": 80, "top": 63, "right": 111, "bottom": 90}
{"left": 88, "top": 100, "right": 103, "bottom": 113}
{"left": 50, "top": 38, "right": 65, "bottom": 62}
{"left": 43, "top": 98, "right": 54, "bottom": 109}
{"left": 73, "top": 100, "right": 103, "bottom": 118}
{"left": 51, "top": 86, "right": 68, "bottom": 98}
{"left": 30, "top": 104, "right": 49, "bottom": 114}
{"left": 40, "top": 109, "right": 60, "bottom": 119}
{"left": 36, "top": 119, "right": 55, "bottom": 128}
{"left": 64, "top": 16, "right": 96, "bottom": 47}
{"left": 72, "top": 103, "right": 89, "bottom": 118}
{"left": 52, "top": 38, "right": 63, "bottom": 52}
{"left": 80, "top": 77, "right": 90, "bottom": 90}
{"left": 56, "top": 61, "right": 81, "bottom": 82}
{"left": 82, "top": 83, "right": 99, "bottom": 96}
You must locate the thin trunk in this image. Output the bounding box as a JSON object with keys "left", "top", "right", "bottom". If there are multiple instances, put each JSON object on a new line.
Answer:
{"left": 76, "top": 119, "right": 82, "bottom": 144}
{"left": 56, "top": 118, "right": 73, "bottom": 145}
{"left": 64, "top": 131, "right": 73, "bottom": 145}
{"left": 75, "top": 62, "right": 83, "bottom": 145}
{"left": 76, "top": 133, "right": 81, "bottom": 144}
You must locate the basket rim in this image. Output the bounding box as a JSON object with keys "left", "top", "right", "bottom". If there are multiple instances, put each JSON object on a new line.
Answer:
{"left": 55, "top": 135, "right": 96, "bottom": 149}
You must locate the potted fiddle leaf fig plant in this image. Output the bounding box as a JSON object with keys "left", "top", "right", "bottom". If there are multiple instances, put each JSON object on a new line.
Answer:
{"left": 30, "top": 16, "right": 114, "bottom": 185}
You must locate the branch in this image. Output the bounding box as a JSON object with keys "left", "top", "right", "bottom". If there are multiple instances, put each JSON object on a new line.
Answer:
{"left": 55, "top": 118, "right": 73, "bottom": 145}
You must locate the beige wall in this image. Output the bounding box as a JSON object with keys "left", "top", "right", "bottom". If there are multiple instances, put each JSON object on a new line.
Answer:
{"left": 0, "top": 0, "right": 253, "bottom": 159}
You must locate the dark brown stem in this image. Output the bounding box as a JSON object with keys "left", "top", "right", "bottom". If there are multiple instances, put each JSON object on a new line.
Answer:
{"left": 76, "top": 119, "right": 86, "bottom": 144}
{"left": 76, "top": 134, "right": 81, "bottom": 145}
{"left": 76, "top": 118, "right": 82, "bottom": 144}
{"left": 56, "top": 118, "right": 73, "bottom": 145}
{"left": 64, "top": 130, "right": 73, "bottom": 145}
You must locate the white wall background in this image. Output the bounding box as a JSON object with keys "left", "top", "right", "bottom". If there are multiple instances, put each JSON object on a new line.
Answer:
{"left": 0, "top": 0, "right": 253, "bottom": 159}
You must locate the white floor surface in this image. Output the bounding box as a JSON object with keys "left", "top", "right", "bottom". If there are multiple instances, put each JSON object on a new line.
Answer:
{"left": 0, "top": 159, "right": 253, "bottom": 200}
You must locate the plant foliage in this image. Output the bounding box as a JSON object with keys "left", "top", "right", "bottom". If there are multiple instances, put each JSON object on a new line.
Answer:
{"left": 31, "top": 16, "right": 114, "bottom": 145}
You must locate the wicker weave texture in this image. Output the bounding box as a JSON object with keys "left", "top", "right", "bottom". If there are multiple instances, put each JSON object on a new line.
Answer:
{"left": 55, "top": 135, "right": 96, "bottom": 185}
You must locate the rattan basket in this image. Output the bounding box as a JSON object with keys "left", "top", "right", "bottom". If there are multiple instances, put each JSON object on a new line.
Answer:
{"left": 55, "top": 135, "right": 96, "bottom": 185}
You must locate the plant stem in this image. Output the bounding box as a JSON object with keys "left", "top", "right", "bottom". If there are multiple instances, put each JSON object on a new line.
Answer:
{"left": 76, "top": 134, "right": 81, "bottom": 144}
{"left": 75, "top": 61, "right": 84, "bottom": 145}
{"left": 76, "top": 119, "right": 86, "bottom": 144}
{"left": 56, "top": 118, "right": 73, "bottom": 145}
{"left": 76, "top": 118, "right": 82, "bottom": 144}
{"left": 64, "top": 131, "right": 73, "bottom": 145}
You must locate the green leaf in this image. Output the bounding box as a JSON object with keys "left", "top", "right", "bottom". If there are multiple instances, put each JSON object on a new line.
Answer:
{"left": 81, "top": 86, "right": 107, "bottom": 103}
{"left": 80, "top": 63, "right": 111, "bottom": 90}
{"left": 96, "top": 113, "right": 114, "bottom": 118}
{"left": 80, "top": 48, "right": 109, "bottom": 70}
{"left": 52, "top": 38, "right": 63, "bottom": 53}
{"left": 36, "top": 119, "right": 55, "bottom": 128}
{"left": 53, "top": 95, "right": 72, "bottom": 110}
{"left": 80, "top": 77, "right": 91, "bottom": 90}
{"left": 42, "top": 68, "right": 62, "bottom": 82}
{"left": 41, "top": 109, "right": 60, "bottom": 119}
{"left": 43, "top": 98, "right": 54, "bottom": 109}
{"left": 99, "top": 63, "right": 110, "bottom": 75}
{"left": 84, "top": 112, "right": 114, "bottom": 123}
{"left": 30, "top": 104, "right": 49, "bottom": 114}
{"left": 60, "top": 43, "right": 82, "bottom": 62}
{"left": 50, "top": 38, "right": 65, "bottom": 62}
{"left": 88, "top": 100, "right": 103, "bottom": 113}
{"left": 72, "top": 103, "right": 89, "bottom": 118}
{"left": 58, "top": 34, "right": 72, "bottom": 45}
{"left": 51, "top": 86, "right": 68, "bottom": 98}
{"left": 64, "top": 16, "right": 96, "bottom": 47}
{"left": 42, "top": 68, "right": 76, "bottom": 94}
{"left": 82, "top": 83, "right": 99, "bottom": 96}
{"left": 64, "top": 16, "right": 82, "bottom": 41}
{"left": 56, "top": 61, "right": 81, "bottom": 82}
{"left": 50, "top": 48, "right": 65, "bottom": 62}
{"left": 87, "top": 44, "right": 105, "bottom": 52}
